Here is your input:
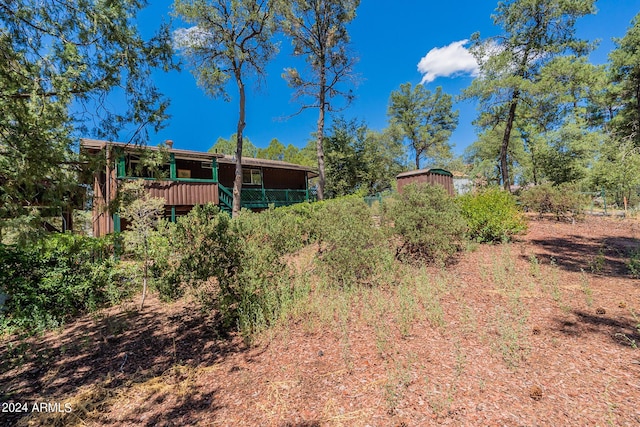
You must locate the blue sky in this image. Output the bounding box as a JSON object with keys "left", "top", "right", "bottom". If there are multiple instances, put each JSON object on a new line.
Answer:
{"left": 133, "top": 0, "right": 640, "bottom": 157}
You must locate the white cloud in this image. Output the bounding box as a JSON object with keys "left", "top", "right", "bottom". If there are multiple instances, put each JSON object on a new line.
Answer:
{"left": 417, "top": 40, "right": 479, "bottom": 84}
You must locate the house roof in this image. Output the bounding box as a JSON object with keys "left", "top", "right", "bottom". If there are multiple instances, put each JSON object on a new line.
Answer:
{"left": 80, "top": 139, "right": 318, "bottom": 176}
{"left": 396, "top": 168, "right": 453, "bottom": 179}
{"left": 80, "top": 139, "right": 224, "bottom": 162}
{"left": 218, "top": 155, "right": 317, "bottom": 176}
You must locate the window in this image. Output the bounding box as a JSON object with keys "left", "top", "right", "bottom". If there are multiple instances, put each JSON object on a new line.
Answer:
{"left": 242, "top": 168, "right": 262, "bottom": 185}
{"left": 124, "top": 154, "right": 169, "bottom": 179}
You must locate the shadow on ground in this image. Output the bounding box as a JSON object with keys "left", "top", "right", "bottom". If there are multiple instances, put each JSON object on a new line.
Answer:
{"left": 553, "top": 309, "right": 640, "bottom": 349}
{"left": 0, "top": 297, "right": 246, "bottom": 425}
{"left": 525, "top": 234, "right": 640, "bottom": 278}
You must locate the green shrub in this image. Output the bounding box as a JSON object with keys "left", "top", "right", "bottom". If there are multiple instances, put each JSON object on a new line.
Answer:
{"left": 153, "top": 204, "right": 241, "bottom": 304}
{"left": 519, "top": 183, "right": 588, "bottom": 220}
{"left": 153, "top": 203, "right": 300, "bottom": 336}
{"left": 0, "top": 234, "right": 122, "bottom": 333}
{"left": 234, "top": 203, "right": 318, "bottom": 256}
{"left": 315, "top": 196, "right": 393, "bottom": 287}
{"left": 231, "top": 214, "right": 295, "bottom": 337}
{"left": 384, "top": 183, "right": 467, "bottom": 264}
{"left": 458, "top": 187, "right": 527, "bottom": 243}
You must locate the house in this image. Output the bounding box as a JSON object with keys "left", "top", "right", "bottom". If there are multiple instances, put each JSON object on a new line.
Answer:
{"left": 396, "top": 168, "right": 455, "bottom": 196}
{"left": 81, "top": 139, "right": 317, "bottom": 237}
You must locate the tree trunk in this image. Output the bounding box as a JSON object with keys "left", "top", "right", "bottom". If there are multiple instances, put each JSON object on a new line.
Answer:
{"left": 232, "top": 73, "right": 246, "bottom": 217}
{"left": 140, "top": 262, "right": 148, "bottom": 310}
{"left": 315, "top": 68, "right": 327, "bottom": 201}
{"left": 530, "top": 142, "right": 538, "bottom": 186}
{"left": 500, "top": 91, "right": 519, "bottom": 192}
{"left": 415, "top": 152, "right": 420, "bottom": 170}
{"left": 140, "top": 238, "right": 148, "bottom": 310}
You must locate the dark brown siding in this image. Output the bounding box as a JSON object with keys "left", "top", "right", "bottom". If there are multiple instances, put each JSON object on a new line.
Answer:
{"left": 263, "top": 168, "right": 306, "bottom": 190}
{"left": 218, "top": 163, "right": 236, "bottom": 188}
{"left": 397, "top": 172, "right": 455, "bottom": 196}
{"left": 92, "top": 167, "right": 117, "bottom": 237}
{"left": 143, "top": 181, "right": 219, "bottom": 206}
{"left": 218, "top": 164, "right": 307, "bottom": 190}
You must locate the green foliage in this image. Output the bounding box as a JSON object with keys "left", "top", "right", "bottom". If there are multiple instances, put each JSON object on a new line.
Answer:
{"left": 463, "top": 0, "right": 596, "bottom": 189}
{"left": 315, "top": 197, "right": 393, "bottom": 287}
{"left": 324, "top": 118, "right": 405, "bottom": 197}
{"left": 458, "top": 187, "right": 527, "bottom": 243}
{"left": 388, "top": 83, "right": 458, "bottom": 169}
{"left": 0, "top": 0, "right": 173, "bottom": 223}
{"left": 209, "top": 134, "right": 259, "bottom": 158}
{"left": 384, "top": 183, "right": 467, "bottom": 263}
{"left": 153, "top": 202, "right": 316, "bottom": 337}
{"left": 628, "top": 248, "right": 640, "bottom": 279}
{"left": 588, "top": 138, "right": 640, "bottom": 208}
{"left": 119, "top": 180, "right": 166, "bottom": 309}
{"left": 609, "top": 12, "right": 640, "bottom": 148}
{"left": 519, "top": 183, "right": 588, "bottom": 220}
{"left": 153, "top": 204, "right": 241, "bottom": 304}
{"left": 0, "top": 234, "right": 124, "bottom": 333}
{"left": 280, "top": 0, "right": 360, "bottom": 199}
{"left": 257, "top": 138, "right": 286, "bottom": 161}
{"left": 465, "top": 124, "right": 525, "bottom": 187}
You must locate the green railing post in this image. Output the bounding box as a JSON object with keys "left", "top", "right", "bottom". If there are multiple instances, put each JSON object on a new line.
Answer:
{"left": 601, "top": 187, "right": 607, "bottom": 215}
{"left": 212, "top": 158, "right": 218, "bottom": 183}
{"left": 116, "top": 154, "right": 126, "bottom": 178}
{"left": 171, "top": 205, "right": 176, "bottom": 223}
{"left": 169, "top": 153, "right": 176, "bottom": 179}
{"left": 113, "top": 212, "right": 121, "bottom": 233}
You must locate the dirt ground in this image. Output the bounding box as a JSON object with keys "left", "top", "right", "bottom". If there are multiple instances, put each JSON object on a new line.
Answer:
{"left": 2, "top": 215, "right": 640, "bottom": 426}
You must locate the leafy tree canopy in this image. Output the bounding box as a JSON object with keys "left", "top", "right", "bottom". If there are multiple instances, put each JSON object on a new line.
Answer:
{"left": 209, "top": 134, "right": 259, "bottom": 158}
{"left": 0, "top": 0, "right": 174, "bottom": 227}
{"left": 279, "top": 0, "right": 360, "bottom": 200}
{"left": 388, "top": 83, "right": 458, "bottom": 170}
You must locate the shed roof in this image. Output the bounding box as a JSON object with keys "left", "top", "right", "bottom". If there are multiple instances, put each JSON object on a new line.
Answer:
{"left": 396, "top": 168, "right": 453, "bottom": 179}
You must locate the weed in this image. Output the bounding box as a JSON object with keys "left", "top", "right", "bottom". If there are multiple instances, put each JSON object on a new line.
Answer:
{"left": 589, "top": 248, "right": 606, "bottom": 274}
{"left": 374, "top": 322, "right": 391, "bottom": 358}
{"left": 412, "top": 267, "right": 446, "bottom": 329}
{"left": 458, "top": 302, "right": 477, "bottom": 335}
{"left": 336, "top": 293, "right": 353, "bottom": 371}
{"left": 396, "top": 278, "right": 417, "bottom": 337}
{"left": 492, "top": 245, "right": 517, "bottom": 292}
{"left": 453, "top": 340, "right": 467, "bottom": 377}
{"left": 384, "top": 355, "right": 415, "bottom": 414}
{"left": 425, "top": 379, "right": 457, "bottom": 418}
{"left": 627, "top": 248, "right": 640, "bottom": 278}
{"left": 493, "top": 298, "right": 529, "bottom": 369}
{"left": 615, "top": 309, "right": 640, "bottom": 349}
{"left": 603, "top": 379, "right": 619, "bottom": 426}
{"left": 580, "top": 269, "right": 593, "bottom": 307}
{"left": 529, "top": 254, "right": 541, "bottom": 278}
{"left": 547, "top": 258, "right": 562, "bottom": 303}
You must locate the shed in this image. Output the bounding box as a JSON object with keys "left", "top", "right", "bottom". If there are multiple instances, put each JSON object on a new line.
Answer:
{"left": 396, "top": 168, "right": 455, "bottom": 196}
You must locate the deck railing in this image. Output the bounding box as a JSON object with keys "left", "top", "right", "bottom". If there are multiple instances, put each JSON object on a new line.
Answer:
{"left": 241, "top": 188, "right": 311, "bottom": 208}
{"left": 217, "top": 185, "right": 316, "bottom": 209}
